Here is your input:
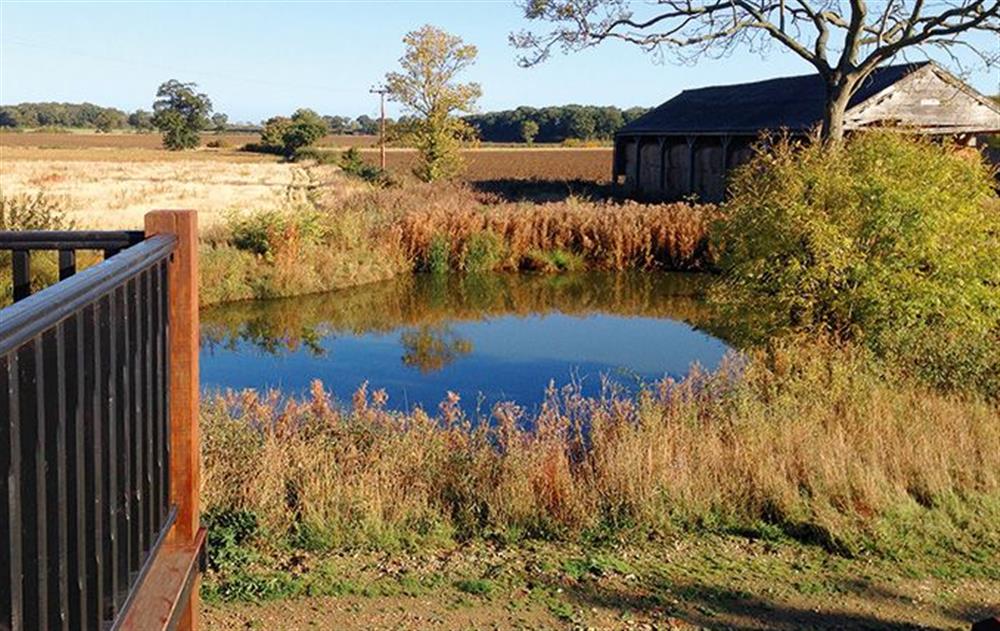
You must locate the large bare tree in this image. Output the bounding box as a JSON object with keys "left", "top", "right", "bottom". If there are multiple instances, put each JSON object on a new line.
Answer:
{"left": 512, "top": 0, "right": 999, "bottom": 141}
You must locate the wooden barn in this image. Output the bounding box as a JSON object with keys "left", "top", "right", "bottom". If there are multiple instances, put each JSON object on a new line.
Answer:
{"left": 613, "top": 62, "right": 1000, "bottom": 202}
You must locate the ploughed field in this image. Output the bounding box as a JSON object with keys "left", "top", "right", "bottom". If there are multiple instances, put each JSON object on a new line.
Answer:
{"left": 356, "top": 146, "right": 613, "bottom": 183}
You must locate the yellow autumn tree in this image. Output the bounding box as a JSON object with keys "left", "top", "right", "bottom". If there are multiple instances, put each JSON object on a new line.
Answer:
{"left": 385, "top": 25, "right": 481, "bottom": 181}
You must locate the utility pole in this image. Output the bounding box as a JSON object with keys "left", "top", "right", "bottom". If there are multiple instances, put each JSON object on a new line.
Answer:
{"left": 369, "top": 85, "right": 389, "bottom": 170}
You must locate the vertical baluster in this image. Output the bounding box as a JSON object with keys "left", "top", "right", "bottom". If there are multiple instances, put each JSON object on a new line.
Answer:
{"left": 160, "top": 261, "right": 171, "bottom": 519}
{"left": 58, "top": 250, "right": 77, "bottom": 281}
{"left": 99, "top": 292, "right": 118, "bottom": 621}
{"left": 150, "top": 262, "right": 165, "bottom": 530}
{"left": 43, "top": 328, "right": 69, "bottom": 630}
{"left": 141, "top": 269, "right": 155, "bottom": 551}
{"left": 114, "top": 284, "right": 131, "bottom": 610}
{"left": 18, "top": 340, "right": 47, "bottom": 630}
{"left": 84, "top": 303, "right": 104, "bottom": 629}
{"left": 128, "top": 276, "right": 144, "bottom": 571}
{"left": 2, "top": 353, "right": 24, "bottom": 631}
{"left": 12, "top": 251, "right": 30, "bottom": 302}
{"left": 64, "top": 314, "right": 88, "bottom": 631}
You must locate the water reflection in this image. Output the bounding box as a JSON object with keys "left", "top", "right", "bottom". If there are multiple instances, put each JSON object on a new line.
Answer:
{"left": 400, "top": 325, "right": 473, "bottom": 373}
{"left": 200, "top": 273, "right": 730, "bottom": 411}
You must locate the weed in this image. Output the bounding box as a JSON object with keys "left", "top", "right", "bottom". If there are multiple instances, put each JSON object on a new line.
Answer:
{"left": 455, "top": 579, "right": 494, "bottom": 597}
{"left": 425, "top": 235, "right": 451, "bottom": 274}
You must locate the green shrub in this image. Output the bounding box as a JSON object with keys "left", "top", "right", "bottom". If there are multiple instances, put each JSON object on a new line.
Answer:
{"left": 293, "top": 147, "right": 339, "bottom": 164}
{"left": 461, "top": 231, "right": 503, "bottom": 273}
{"left": 338, "top": 147, "right": 391, "bottom": 185}
{"left": 521, "top": 249, "right": 584, "bottom": 273}
{"left": 0, "top": 192, "right": 75, "bottom": 231}
{"left": 225, "top": 208, "right": 327, "bottom": 257}
{"left": 203, "top": 509, "right": 260, "bottom": 574}
{"left": 424, "top": 234, "right": 451, "bottom": 274}
{"left": 1, "top": 193, "right": 76, "bottom": 303}
{"left": 259, "top": 109, "right": 328, "bottom": 158}
{"left": 713, "top": 132, "right": 1000, "bottom": 396}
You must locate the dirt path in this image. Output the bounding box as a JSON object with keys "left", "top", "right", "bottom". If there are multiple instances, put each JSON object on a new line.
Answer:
{"left": 201, "top": 538, "right": 998, "bottom": 630}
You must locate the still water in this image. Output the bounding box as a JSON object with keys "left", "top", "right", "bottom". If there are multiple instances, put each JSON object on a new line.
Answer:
{"left": 200, "top": 273, "right": 729, "bottom": 412}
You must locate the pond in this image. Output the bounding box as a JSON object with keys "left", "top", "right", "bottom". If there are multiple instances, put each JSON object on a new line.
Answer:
{"left": 200, "top": 273, "right": 730, "bottom": 413}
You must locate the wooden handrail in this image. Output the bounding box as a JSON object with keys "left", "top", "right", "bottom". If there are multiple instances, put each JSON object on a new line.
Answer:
{"left": 1, "top": 211, "right": 203, "bottom": 631}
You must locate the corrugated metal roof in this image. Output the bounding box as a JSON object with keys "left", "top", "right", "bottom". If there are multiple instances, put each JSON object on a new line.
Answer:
{"left": 619, "top": 63, "right": 929, "bottom": 135}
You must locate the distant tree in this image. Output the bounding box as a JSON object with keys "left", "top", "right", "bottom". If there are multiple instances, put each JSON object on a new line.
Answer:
{"left": 128, "top": 109, "right": 155, "bottom": 131}
{"left": 260, "top": 116, "right": 292, "bottom": 152}
{"left": 211, "top": 112, "right": 229, "bottom": 132}
{"left": 323, "top": 115, "right": 354, "bottom": 134}
{"left": 465, "top": 104, "right": 640, "bottom": 142}
{"left": 259, "top": 109, "right": 328, "bottom": 157}
{"left": 385, "top": 25, "right": 482, "bottom": 181}
{"left": 93, "top": 110, "right": 117, "bottom": 133}
{"left": 622, "top": 107, "right": 650, "bottom": 126}
{"left": 152, "top": 80, "right": 213, "bottom": 150}
{"left": 564, "top": 106, "right": 597, "bottom": 140}
{"left": 513, "top": 0, "right": 1000, "bottom": 143}
{"left": 355, "top": 115, "right": 379, "bottom": 135}
{"left": 592, "top": 106, "right": 625, "bottom": 139}
{"left": 520, "top": 119, "right": 540, "bottom": 144}
{"left": 283, "top": 109, "right": 328, "bottom": 155}
{"left": 0, "top": 109, "right": 16, "bottom": 128}
{"left": 0, "top": 102, "right": 131, "bottom": 129}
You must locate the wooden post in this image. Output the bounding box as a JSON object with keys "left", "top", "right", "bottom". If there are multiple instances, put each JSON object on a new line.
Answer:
{"left": 143, "top": 210, "right": 200, "bottom": 630}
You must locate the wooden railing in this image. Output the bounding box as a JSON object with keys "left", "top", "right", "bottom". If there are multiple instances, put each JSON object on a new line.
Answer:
{"left": 1, "top": 211, "right": 204, "bottom": 631}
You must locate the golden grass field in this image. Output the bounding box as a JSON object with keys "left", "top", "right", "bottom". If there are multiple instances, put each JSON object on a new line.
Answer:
{"left": 1, "top": 131, "right": 615, "bottom": 232}
{"left": 0, "top": 158, "right": 345, "bottom": 229}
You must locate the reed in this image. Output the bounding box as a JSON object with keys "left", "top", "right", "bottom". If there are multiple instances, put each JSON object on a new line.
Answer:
{"left": 367, "top": 182, "right": 716, "bottom": 272}
{"left": 202, "top": 339, "right": 1000, "bottom": 554}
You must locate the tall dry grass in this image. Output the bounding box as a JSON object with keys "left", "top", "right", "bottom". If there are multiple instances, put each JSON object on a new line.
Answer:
{"left": 202, "top": 339, "right": 1000, "bottom": 553}
{"left": 365, "top": 182, "right": 715, "bottom": 272}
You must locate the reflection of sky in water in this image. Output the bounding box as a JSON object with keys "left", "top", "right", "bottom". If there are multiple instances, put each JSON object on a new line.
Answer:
{"left": 201, "top": 311, "right": 729, "bottom": 414}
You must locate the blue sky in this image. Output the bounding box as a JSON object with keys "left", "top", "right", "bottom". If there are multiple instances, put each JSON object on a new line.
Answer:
{"left": 1, "top": 1, "right": 997, "bottom": 123}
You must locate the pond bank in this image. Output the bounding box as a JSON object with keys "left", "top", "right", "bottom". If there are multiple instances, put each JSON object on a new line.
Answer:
{"left": 197, "top": 174, "right": 717, "bottom": 306}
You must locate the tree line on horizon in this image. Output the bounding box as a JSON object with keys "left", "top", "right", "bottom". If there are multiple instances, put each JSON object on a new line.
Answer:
{"left": 0, "top": 100, "right": 650, "bottom": 143}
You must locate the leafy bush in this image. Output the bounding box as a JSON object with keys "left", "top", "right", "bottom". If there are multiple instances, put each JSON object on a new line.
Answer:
{"left": 713, "top": 132, "right": 1000, "bottom": 396}
{"left": 338, "top": 147, "right": 390, "bottom": 184}
{"left": 1, "top": 193, "right": 77, "bottom": 303}
{"left": 0, "top": 192, "right": 75, "bottom": 231}
{"left": 259, "top": 109, "right": 328, "bottom": 158}
{"left": 461, "top": 231, "right": 503, "bottom": 273}
{"left": 293, "top": 147, "right": 339, "bottom": 165}
{"left": 225, "top": 208, "right": 327, "bottom": 257}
